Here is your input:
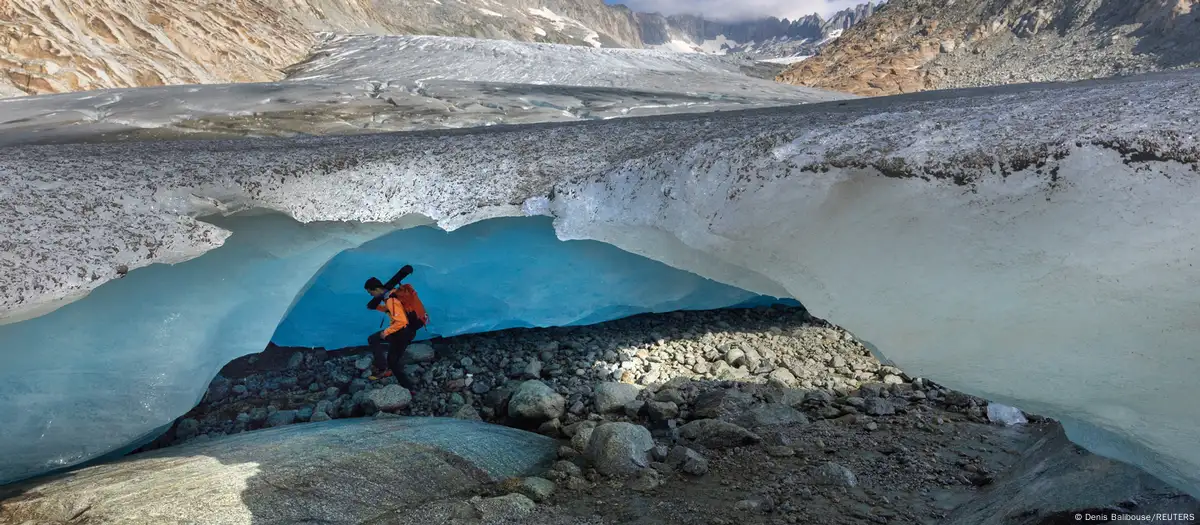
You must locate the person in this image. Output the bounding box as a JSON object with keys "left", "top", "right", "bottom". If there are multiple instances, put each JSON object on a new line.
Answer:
{"left": 363, "top": 264, "right": 429, "bottom": 384}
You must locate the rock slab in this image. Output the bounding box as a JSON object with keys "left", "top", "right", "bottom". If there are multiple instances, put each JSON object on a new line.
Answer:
{"left": 0, "top": 418, "right": 557, "bottom": 525}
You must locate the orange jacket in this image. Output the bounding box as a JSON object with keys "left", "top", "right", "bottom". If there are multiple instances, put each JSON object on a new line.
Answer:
{"left": 376, "top": 284, "right": 429, "bottom": 337}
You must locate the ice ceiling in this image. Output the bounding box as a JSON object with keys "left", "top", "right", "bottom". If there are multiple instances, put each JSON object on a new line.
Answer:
{"left": 0, "top": 36, "right": 1198, "bottom": 499}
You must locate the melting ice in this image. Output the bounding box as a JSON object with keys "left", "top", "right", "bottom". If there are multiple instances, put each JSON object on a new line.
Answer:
{"left": 0, "top": 214, "right": 786, "bottom": 484}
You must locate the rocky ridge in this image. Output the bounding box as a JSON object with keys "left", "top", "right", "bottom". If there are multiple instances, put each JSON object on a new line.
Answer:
{"left": 777, "top": 0, "right": 1200, "bottom": 96}
{"left": 135, "top": 305, "right": 1200, "bottom": 524}
{"left": 0, "top": 0, "right": 878, "bottom": 97}
{"left": 635, "top": 3, "right": 878, "bottom": 59}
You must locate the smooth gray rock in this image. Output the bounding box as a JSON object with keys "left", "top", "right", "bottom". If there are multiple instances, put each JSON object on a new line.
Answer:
{"left": 677, "top": 419, "right": 761, "bottom": 449}
{"left": 811, "top": 462, "right": 857, "bottom": 487}
{"left": 402, "top": 343, "right": 436, "bottom": 365}
{"left": 733, "top": 403, "right": 810, "bottom": 428}
{"left": 945, "top": 427, "right": 1200, "bottom": 525}
{"left": 594, "top": 382, "right": 639, "bottom": 414}
{"left": 517, "top": 477, "right": 556, "bottom": 502}
{"left": 0, "top": 418, "right": 558, "bottom": 525}
{"left": 584, "top": 422, "right": 654, "bottom": 476}
{"left": 508, "top": 380, "right": 565, "bottom": 421}
{"left": 365, "top": 385, "right": 412, "bottom": 412}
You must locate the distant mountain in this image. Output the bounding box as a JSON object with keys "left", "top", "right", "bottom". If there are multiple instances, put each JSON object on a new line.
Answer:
{"left": 0, "top": 0, "right": 878, "bottom": 97}
{"left": 635, "top": 3, "right": 879, "bottom": 61}
{"left": 776, "top": 0, "right": 1200, "bottom": 96}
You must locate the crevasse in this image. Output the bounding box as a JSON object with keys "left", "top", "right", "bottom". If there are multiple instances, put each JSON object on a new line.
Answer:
{"left": 1, "top": 69, "right": 1198, "bottom": 496}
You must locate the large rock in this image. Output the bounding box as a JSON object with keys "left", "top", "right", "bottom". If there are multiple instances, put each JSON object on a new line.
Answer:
{"left": 594, "top": 382, "right": 639, "bottom": 414}
{"left": 585, "top": 423, "right": 654, "bottom": 476}
{"left": 733, "top": 403, "right": 810, "bottom": 428}
{"left": 945, "top": 428, "right": 1200, "bottom": 525}
{"left": 364, "top": 385, "right": 412, "bottom": 412}
{"left": 0, "top": 418, "right": 558, "bottom": 524}
{"left": 692, "top": 389, "right": 755, "bottom": 420}
{"left": 508, "top": 380, "right": 566, "bottom": 421}
{"left": 677, "top": 419, "right": 761, "bottom": 449}
{"left": 402, "top": 343, "right": 436, "bottom": 365}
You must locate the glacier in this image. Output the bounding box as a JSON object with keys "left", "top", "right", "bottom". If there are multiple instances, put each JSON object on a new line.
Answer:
{"left": 0, "top": 39, "right": 1198, "bottom": 499}
{"left": 0, "top": 211, "right": 782, "bottom": 485}
{"left": 0, "top": 34, "right": 846, "bottom": 147}
{"left": 272, "top": 216, "right": 781, "bottom": 350}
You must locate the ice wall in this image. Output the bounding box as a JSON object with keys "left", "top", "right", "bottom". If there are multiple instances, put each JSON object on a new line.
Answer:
{"left": 272, "top": 217, "right": 773, "bottom": 349}
{"left": 0, "top": 212, "right": 400, "bottom": 484}
{"left": 1, "top": 70, "right": 1198, "bottom": 494}
{"left": 0, "top": 212, "right": 782, "bottom": 484}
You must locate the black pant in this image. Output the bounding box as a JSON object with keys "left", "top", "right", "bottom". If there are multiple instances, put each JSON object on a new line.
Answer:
{"left": 368, "top": 320, "right": 422, "bottom": 374}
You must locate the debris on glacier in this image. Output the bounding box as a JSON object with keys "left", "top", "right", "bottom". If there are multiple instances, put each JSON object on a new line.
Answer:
{"left": 0, "top": 34, "right": 850, "bottom": 147}
{"left": 105, "top": 305, "right": 1198, "bottom": 525}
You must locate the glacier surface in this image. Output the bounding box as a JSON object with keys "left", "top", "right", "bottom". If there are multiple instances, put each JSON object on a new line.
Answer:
{"left": 1, "top": 67, "right": 1198, "bottom": 498}
{"left": 0, "top": 34, "right": 846, "bottom": 147}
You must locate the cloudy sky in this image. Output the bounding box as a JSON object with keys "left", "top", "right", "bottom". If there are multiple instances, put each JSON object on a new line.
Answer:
{"left": 610, "top": 0, "right": 873, "bottom": 21}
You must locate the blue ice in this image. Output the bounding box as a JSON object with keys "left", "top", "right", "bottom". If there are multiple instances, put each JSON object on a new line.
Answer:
{"left": 0, "top": 214, "right": 789, "bottom": 484}
{"left": 273, "top": 216, "right": 783, "bottom": 349}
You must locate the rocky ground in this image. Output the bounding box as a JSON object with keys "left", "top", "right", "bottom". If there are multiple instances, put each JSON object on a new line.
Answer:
{"left": 128, "top": 305, "right": 1089, "bottom": 524}
{"left": 776, "top": 0, "right": 1200, "bottom": 97}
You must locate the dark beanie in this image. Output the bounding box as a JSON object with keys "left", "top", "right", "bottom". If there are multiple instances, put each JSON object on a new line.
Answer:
{"left": 364, "top": 277, "right": 384, "bottom": 290}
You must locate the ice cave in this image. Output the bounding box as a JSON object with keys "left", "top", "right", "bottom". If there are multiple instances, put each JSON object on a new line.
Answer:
{"left": 0, "top": 212, "right": 788, "bottom": 485}
{"left": 0, "top": 46, "right": 1199, "bottom": 510}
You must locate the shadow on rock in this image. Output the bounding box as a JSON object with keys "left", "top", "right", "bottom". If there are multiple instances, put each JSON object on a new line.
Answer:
{"left": 0, "top": 418, "right": 557, "bottom": 524}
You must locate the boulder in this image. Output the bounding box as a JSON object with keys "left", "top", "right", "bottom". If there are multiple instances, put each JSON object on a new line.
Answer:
{"left": 365, "top": 385, "right": 412, "bottom": 412}
{"left": 812, "top": 462, "right": 857, "bottom": 487}
{"left": 665, "top": 446, "right": 709, "bottom": 476}
{"left": 584, "top": 423, "right": 654, "bottom": 476}
{"left": 692, "top": 389, "right": 755, "bottom": 420}
{"left": 863, "top": 397, "right": 895, "bottom": 416}
{"left": 0, "top": 418, "right": 557, "bottom": 524}
{"left": 508, "top": 380, "right": 565, "bottom": 421}
{"left": 594, "top": 382, "right": 639, "bottom": 414}
{"left": 402, "top": 343, "right": 436, "bottom": 365}
{"left": 733, "top": 403, "right": 810, "bottom": 428}
{"left": 517, "top": 477, "right": 556, "bottom": 502}
{"left": 646, "top": 401, "right": 679, "bottom": 423}
{"left": 677, "top": 419, "right": 761, "bottom": 449}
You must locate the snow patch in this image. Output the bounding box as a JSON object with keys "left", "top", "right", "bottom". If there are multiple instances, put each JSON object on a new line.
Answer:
{"left": 698, "top": 35, "right": 738, "bottom": 54}
{"left": 758, "top": 55, "right": 812, "bottom": 65}
{"left": 477, "top": 7, "right": 504, "bottom": 17}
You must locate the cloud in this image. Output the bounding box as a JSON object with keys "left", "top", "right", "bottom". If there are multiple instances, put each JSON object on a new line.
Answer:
{"left": 615, "top": 0, "right": 872, "bottom": 22}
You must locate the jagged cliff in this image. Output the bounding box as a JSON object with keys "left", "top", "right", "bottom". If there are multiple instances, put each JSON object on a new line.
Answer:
{"left": 0, "top": 0, "right": 877, "bottom": 97}
{"left": 635, "top": 4, "right": 877, "bottom": 57}
{"left": 776, "top": 0, "right": 1199, "bottom": 96}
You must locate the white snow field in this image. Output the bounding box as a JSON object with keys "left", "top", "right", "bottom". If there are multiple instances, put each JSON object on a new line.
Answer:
{"left": 0, "top": 54, "right": 1198, "bottom": 501}
{"left": 0, "top": 34, "right": 848, "bottom": 147}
